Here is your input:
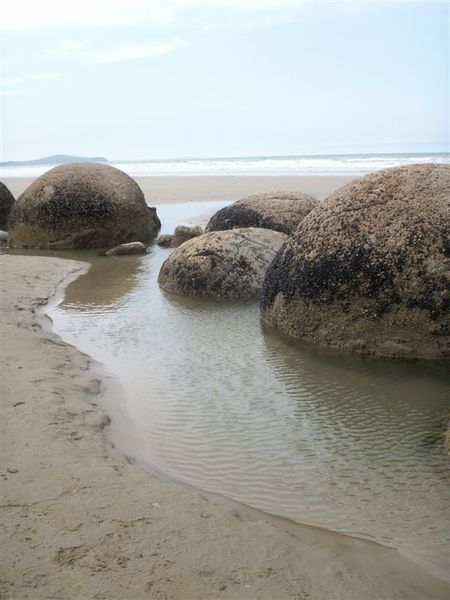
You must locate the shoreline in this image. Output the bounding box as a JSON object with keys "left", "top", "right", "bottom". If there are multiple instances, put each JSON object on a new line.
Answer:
{"left": 2, "top": 175, "right": 353, "bottom": 205}
{"left": 1, "top": 254, "right": 449, "bottom": 599}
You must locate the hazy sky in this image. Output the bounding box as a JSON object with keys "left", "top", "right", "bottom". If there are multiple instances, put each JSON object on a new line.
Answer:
{"left": 1, "top": 0, "right": 448, "bottom": 161}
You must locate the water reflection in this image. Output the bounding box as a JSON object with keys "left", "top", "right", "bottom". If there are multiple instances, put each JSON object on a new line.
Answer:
{"left": 63, "top": 253, "right": 145, "bottom": 311}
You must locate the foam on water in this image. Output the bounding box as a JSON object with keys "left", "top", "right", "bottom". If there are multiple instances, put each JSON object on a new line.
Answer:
{"left": 1, "top": 152, "right": 449, "bottom": 178}
{"left": 48, "top": 201, "right": 450, "bottom": 582}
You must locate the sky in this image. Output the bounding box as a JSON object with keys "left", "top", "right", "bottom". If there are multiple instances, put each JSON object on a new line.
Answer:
{"left": 0, "top": 0, "right": 448, "bottom": 161}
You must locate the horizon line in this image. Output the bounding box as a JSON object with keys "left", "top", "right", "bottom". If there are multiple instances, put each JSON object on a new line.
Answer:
{"left": 2, "top": 149, "right": 449, "bottom": 166}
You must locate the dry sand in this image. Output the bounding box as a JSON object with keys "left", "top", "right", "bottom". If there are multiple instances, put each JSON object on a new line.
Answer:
{"left": 2, "top": 175, "right": 352, "bottom": 205}
{"left": 1, "top": 254, "right": 449, "bottom": 600}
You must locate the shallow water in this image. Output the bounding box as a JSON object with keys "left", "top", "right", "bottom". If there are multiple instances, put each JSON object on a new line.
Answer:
{"left": 49, "top": 201, "right": 450, "bottom": 581}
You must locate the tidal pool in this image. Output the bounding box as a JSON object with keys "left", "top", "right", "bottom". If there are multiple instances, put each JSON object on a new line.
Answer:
{"left": 50, "top": 201, "right": 450, "bottom": 581}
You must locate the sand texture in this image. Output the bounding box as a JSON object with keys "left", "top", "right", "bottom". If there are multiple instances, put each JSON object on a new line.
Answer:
{"left": 3, "top": 175, "right": 352, "bottom": 205}
{"left": 1, "top": 257, "right": 449, "bottom": 600}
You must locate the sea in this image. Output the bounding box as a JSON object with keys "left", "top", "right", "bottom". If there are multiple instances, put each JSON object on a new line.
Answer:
{"left": 1, "top": 152, "right": 448, "bottom": 178}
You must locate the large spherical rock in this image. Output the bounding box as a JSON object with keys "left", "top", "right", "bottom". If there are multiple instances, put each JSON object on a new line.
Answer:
{"left": 261, "top": 164, "right": 450, "bottom": 360}
{"left": 159, "top": 227, "right": 288, "bottom": 299}
{"left": 205, "top": 191, "right": 318, "bottom": 235}
{"left": 0, "top": 182, "right": 15, "bottom": 230}
{"left": 8, "top": 163, "right": 160, "bottom": 249}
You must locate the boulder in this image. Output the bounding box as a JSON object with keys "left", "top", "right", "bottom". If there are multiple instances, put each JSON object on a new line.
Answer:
{"left": 159, "top": 227, "right": 288, "bottom": 299}
{"left": 0, "top": 182, "right": 15, "bottom": 230}
{"left": 8, "top": 163, "right": 160, "bottom": 249}
{"left": 157, "top": 225, "right": 203, "bottom": 248}
{"left": 205, "top": 191, "right": 318, "bottom": 235}
{"left": 261, "top": 164, "right": 450, "bottom": 360}
{"left": 105, "top": 241, "right": 147, "bottom": 256}
{"left": 0, "top": 230, "right": 8, "bottom": 244}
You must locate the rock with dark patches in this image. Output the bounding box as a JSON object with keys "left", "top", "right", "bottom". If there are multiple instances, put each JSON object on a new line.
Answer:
{"left": 7, "top": 163, "right": 160, "bottom": 249}
{"left": 105, "top": 241, "right": 147, "bottom": 256}
{"left": 0, "top": 230, "right": 8, "bottom": 244}
{"left": 148, "top": 206, "right": 161, "bottom": 231}
{"left": 0, "top": 182, "right": 15, "bottom": 230}
{"left": 205, "top": 191, "right": 318, "bottom": 235}
{"left": 261, "top": 164, "right": 450, "bottom": 360}
{"left": 158, "top": 227, "right": 288, "bottom": 299}
{"left": 445, "top": 418, "right": 450, "bottom": 453}
{"left": 157, "top": 225, "right": 203, "bottom": 248}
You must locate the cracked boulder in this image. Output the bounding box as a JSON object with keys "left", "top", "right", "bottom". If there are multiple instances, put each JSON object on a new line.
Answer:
{"left": 205, "top": 191, "right": 318, "bottom": 235}
{"left": 158, "top": 227, "right": 288, "bottom": 299}
{"left": 261, "top": 164, "right": 450, "bottom": 360}
{"left": 8, "top": 163, "right": 160, "bottom": 249}
{"left": 0, "top": 181, "right": 15, "bottom": 230}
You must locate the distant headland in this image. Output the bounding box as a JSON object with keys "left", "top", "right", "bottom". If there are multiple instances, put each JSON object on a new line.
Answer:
{"left": 0, "top": 154, "right": 109, "bottom": 167}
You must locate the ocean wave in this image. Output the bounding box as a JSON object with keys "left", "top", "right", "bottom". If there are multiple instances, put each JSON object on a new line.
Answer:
{"left": 1, "top": 153, "right": 448, "bottom": 178}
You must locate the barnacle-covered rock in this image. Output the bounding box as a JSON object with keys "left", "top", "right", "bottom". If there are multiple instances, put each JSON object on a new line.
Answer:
{"left": 205, "top": 191, "right": 318, "bottom": 235}
{"left": 261, "top": 164, "right": 450, "bottom": 360}
{"left": 8, "top": 163, "right": 160, "bottom": 249}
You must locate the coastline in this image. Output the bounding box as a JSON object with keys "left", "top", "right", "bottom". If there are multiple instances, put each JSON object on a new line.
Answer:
{"left": 1, "top": 254, "right": 449, "bottom": 599}
{"left": 2, "top": 175, "right": 353, "bottom": 205}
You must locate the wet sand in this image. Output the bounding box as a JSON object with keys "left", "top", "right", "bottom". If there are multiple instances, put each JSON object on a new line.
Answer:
{"left": 1, "top": 254, "right": 449, "bottom": 599}
{"left": 3, "top": 175, "right": 352, "bottom": 204}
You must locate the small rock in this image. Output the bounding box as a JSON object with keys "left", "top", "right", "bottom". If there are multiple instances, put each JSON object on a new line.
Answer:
{"left": 157, "top": 234, "right": 174, "bottom": 248}
{"left": 0, "top": 230, "right": 8, "bottom": 244}
{"left": 7, "top": 467, "right": 18, "bottom": 474}
{"left": 172, "top": 225, "right": 203, "bottom": 247}
{"left": 105, "top": 241, "right": 147, "bottom": 256}
{"left": 157, "top": 226, "right": 203, "bottom": 248}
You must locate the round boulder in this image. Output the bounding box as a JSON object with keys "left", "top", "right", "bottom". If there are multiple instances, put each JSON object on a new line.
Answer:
{"left": 205, "top": 191, "right": 318, "bottom": 235}
{"left": 0, "top": 182, "right": 15, "bottom": 230}
{"left": 261, "top": 164, "right": 450, "bottom": 360}
{"left": 8, "top": 163, "right": 160, "bottom": 249}
{"left": 158, "top": 227, "right": 288, "bottom": 299}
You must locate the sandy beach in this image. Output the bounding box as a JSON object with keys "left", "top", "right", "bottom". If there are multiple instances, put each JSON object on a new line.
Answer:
{"left": 3, "top": 0, "right": 448, "bottom": 593}
{"left": 2, "top": 175, "right": 353, "bottom": 205}
{"left": 1, "top": 175, "right": 449, "bottom": 599}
